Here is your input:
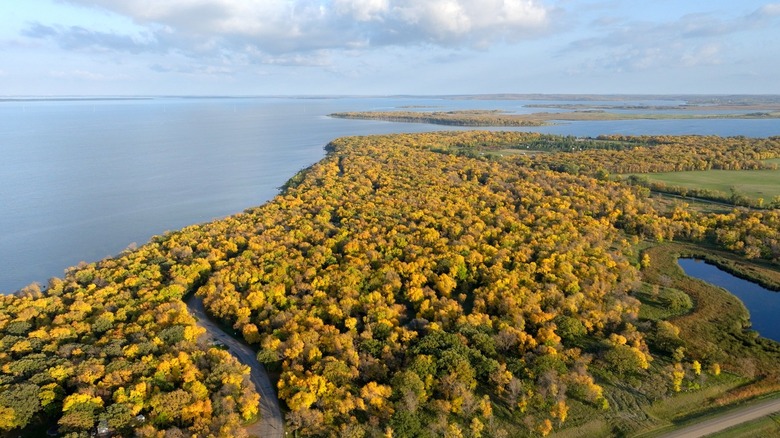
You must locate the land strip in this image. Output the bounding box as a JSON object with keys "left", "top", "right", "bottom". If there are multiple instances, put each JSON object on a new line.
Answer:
{"left": 329, "top": 109, "right": 780, "bottom": 127}
{"left": 524, "top": 103, "right": 780, "bottom": 111}
{"left": 330, "top": 110, "right": 547, "bottom": 126}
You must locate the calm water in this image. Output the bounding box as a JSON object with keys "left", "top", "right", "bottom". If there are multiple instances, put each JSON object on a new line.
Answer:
{"left": 1, "top": 97, "right": 779, "bottom": 293}
{"left": 678, "top": 258, "right": 780, "bottom": 342}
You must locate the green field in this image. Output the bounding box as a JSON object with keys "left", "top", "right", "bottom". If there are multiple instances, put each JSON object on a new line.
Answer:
{"left": 637, "top": 159, "right": 780, "bottom": 201}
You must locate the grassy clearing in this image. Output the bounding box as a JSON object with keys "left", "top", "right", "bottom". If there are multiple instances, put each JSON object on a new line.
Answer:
{"left": 641, "top": 243, "right": 780, "bottom": 402}
{"left": 644, "top": 375, "right": 750, "bottom": 422}
{"left": 550, "top": 418, "right": 610, "bottom": 438}
{"left": 551, "top": 242, "right": 780, "bottom": 437}
{"left": 647, "top": 193, "right": 734, "bottom": 214}
{"left": 494, "top": 148, "right": 547, "bottom": 156}
{"left": 641, "top": 243, "right": 780, "bottom": 368}
{"left": 616, "top": 242, "right": 780, "bottom": 437}
{"left": 562, "top": 364, "right": 749, "bottom": 437}
{"left": 633, "top": 282, "right": 693, "bottom": 321}
{"left": 633, "top": 160, "right": 780, "bottom": 202}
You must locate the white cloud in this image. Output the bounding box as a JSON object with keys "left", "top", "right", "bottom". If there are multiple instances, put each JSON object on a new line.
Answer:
{"left": 680, "top": 43, "right": 721, "bottom": 68}
{"left": 565, "top": 4, "right": 779, "bottom": 73}
{"left": 395, "top": 1, "right": 472, "bottom": 37}
{"left": 49, "top": 69, "right": 128, "bottom": 80}
{"left": 334, "top": 0, "right": 390, "bottom": 21}
{"left": 150, "top": 62, "right": 234, "bottom": 75}
{"left": 22, "top": 23, "right": 158, "bottom": 53}
{"left": 756, "top": 3, "right": 780, "bottom": 17}
{"left": 59, "top": 0, "right": 550, "bottom": 54}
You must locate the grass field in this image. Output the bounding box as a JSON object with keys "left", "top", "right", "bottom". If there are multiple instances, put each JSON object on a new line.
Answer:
{"left": 637, "top": 158, "right": 780, "bottom": 201}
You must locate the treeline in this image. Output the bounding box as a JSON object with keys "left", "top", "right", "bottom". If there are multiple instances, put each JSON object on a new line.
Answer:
{"left": 420, "top": 132, "right": 780, "bottom": 176}
{"left": 623, "top": 176, "right": 780, "bottom": 210}
{"left": 523, "top": 135, "right": 780, "bottom": 175}
{"left": 705, "top": 210, "right": 780, "bottom": 260}
{"left": 0, "top": 131, "right": 779, "bottom": 437}
{"left": 330, "top": 110, "right": 547, "bottom": 127}
{"left": 504, "top": 134, "right": 650, "bottom": 152}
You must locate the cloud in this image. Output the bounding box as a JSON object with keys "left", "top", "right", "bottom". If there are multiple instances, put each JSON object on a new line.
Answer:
{"left": 680, "top": 43, "right": 721, "bottom": 68}
{"left": 150, "top": 63, "right": 234, "bottom": 75}
{"left": 256, "top": 52, "right": 333, "bottom": 68}
{"left": 22, "top": 23, "right": 158, "bottom": 54}
{"left": 599, "top": 43, "right": 721, "bottom": 72}
{"left": 334, "top": 0, "right": 390, "bottom": 21}
{"left": 57, "top": 0, "right": 550, "bottom": 56}
{"left": 752, "top": 3, "right": 780, "bottom": 19}
{"left": 565, "top": 4, "right": 778, "bottom": 73}
{"left": 49, "top": 69, "right": 129, "bottom": 80}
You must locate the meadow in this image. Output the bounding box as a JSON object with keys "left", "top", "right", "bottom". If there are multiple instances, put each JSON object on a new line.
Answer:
{"left": 633, "top": 158, "right": 780, "bottom": 203}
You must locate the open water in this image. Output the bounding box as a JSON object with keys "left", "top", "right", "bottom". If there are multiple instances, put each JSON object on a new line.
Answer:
{"left": 1, "top": 96, "right": 779, "bottom": 293}
{"left": 678, "top": 258, "right": 780, "bottom": 342}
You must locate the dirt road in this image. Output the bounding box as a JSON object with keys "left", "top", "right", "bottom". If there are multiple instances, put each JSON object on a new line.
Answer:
{"left": 186, "top": 295, "right": 284, "bottom": 438}
{"left": 660, "top": 397, "right": 780, "bottom": 438}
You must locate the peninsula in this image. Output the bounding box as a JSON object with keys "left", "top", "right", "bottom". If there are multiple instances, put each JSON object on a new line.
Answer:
{"left": 2, "top": 131, "right": 779, "bottom": 437}
{"left": 330, "top": 108, "right": 780, "bottom": 127}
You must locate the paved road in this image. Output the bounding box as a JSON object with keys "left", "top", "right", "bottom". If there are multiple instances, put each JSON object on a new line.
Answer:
{"left": 659, "top": 397, "right": 780, "bottom": 438}
{"left": 185, "top": 296, "right": 284, "bottom": 438}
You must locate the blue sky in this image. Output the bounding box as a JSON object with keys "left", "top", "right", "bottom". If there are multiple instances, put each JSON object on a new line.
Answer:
{"left": 1, "top": 0, "right": 779, "bottom": 95}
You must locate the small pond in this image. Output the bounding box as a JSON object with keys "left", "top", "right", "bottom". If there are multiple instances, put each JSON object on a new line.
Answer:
{"left": 678, "top": 258, "right": 780, "bottom": 342}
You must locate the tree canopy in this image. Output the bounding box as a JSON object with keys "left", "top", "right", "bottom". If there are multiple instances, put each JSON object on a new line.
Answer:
{"left": 1, "top": 131, "right": 779, "bottom": 436}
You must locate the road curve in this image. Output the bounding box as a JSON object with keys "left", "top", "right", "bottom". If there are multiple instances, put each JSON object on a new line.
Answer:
{"left": 659, "top": 397, "right": 780, "bottom": 438}
{"left": 185, "top": 295, "right": 284, "bottom": 438}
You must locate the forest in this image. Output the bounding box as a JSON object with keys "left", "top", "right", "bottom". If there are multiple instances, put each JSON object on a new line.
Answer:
{"left": 330, "top": 109, "right": 780, "bottom": 127}
{"left": 1, "top": 131, "right": 779, "bottom": 437}
{"left": 330, "top": 110, "right": 548, "bottom": 127}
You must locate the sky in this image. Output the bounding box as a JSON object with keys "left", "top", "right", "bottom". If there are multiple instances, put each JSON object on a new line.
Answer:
{"left": 1, "top": 0, "right": 779, "bottom": 96}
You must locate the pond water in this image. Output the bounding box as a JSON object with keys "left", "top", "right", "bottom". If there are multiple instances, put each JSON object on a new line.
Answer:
{"left": 678, "top": 258, "right": 780, "bottom": 342}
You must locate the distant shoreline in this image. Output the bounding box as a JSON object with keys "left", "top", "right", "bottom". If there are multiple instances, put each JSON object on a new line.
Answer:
{"left": 329, "top": 110, "right": 549, "bottom": 127}
{"left": 3, "top": 93, "right": 780, "bottom": 105}
{"left": 330, "top": 108, "right": 780, "bottom": 127}
{"left": 524, "top": 103, "right": 780, "bottom": 111}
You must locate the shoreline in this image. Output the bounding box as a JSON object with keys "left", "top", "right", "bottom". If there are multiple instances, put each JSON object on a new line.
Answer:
{"left": 329, "top": 109, "right": 780, "bottom": 127}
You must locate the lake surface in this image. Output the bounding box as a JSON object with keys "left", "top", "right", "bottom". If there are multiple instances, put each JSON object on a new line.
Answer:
{"left": 678, "top": 258, "right": 780, "bottom": 342}
{"left": 1, "top": 96, "right": 779, "bottom": 293}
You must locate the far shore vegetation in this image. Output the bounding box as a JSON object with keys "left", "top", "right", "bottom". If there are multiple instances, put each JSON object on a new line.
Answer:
{"left": 329, "top": 108, "right": 780, "bottom": 127}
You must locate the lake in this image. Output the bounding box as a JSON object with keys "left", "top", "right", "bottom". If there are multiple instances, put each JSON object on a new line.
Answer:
{"left": 678, "top": 258, "right": 780, "bottom": 342}
{"left": 1, "top": 96, "right": 779, "bottom": 293}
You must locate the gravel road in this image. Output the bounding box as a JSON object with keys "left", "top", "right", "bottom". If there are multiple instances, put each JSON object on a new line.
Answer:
{"left": 186, "top": 295, "right": 284, "bottom": 438}
{"left": 659, "top": 397, "right": 780, "bottom": 438}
